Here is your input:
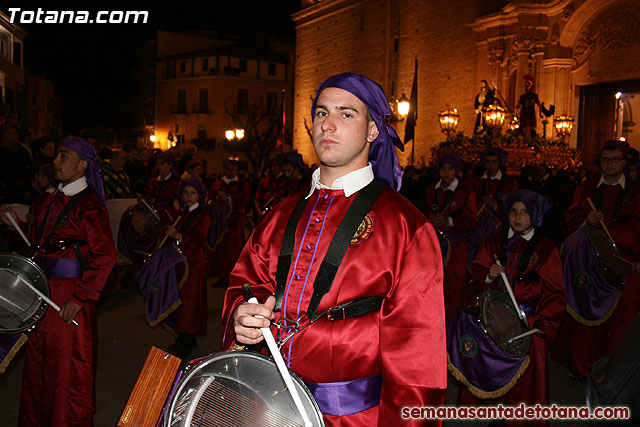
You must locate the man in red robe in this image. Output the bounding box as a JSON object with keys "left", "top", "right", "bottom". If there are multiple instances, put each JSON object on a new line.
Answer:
{"left": 222, "top": 73, "right": 446, "bottom": 426}
{"left": 425, "top": 152, "right": 478, "bottom": 322}
{"left": 552, "top": 140, "right": 640, "bottom": 377}
{"left": 1, "top": 136, "right": 116, "bottom": 427}
{"left": 207, "top": 159, "right": 250, "bottom": 285}
{"left": 144, "top": 152, "right": 181, "bottom": 226}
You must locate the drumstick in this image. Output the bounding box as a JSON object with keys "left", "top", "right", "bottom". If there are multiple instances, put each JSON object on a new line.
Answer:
{"left": 493, "top": 255, "right": 527, "bottom": 322}
{"left": 157, "top": 215, "right": 182, "bottom": 250}
{"left": 613, "top": 253, "right": 636, "bottom": 267}
{"left": 4, "top": 212, "right": 32, "bottom": 247}
{"left": 586, "top": 198, "right": 616, "bottom": 245}
{"left": 14, "top": 272, "right": 79, "bottom": 327}
{"left": 165, "top": 208, "right": 174, "bottom": 223}
{"left": 507, "top": 328, "right": 541, "bottom": 344}
{"left": 477, "top": 203, "right": 487, "bottom": 216}
{"left": 140, "top": 198, "right": 161, "bottom": 220}
{"left": 242, "top": 284, "right": 313, "bottom": 427}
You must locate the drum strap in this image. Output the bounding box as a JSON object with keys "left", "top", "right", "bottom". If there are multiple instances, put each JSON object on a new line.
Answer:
{"left": 177, "top": 207, "right": 201, "bottom": 232}
{"left": 594, "top": 183, "right": 626, "bottom": 221}
{"left": 274, "top": 180, "right": 385, "bottom": 319}
{"left": 499, "top": 229, "right": 541, "bottom": 284}
{"left": 481, "top": 176, "right": 506, "bottom": 201}
{"left": 433, "top": 188, "right": 456, "bottom": 215}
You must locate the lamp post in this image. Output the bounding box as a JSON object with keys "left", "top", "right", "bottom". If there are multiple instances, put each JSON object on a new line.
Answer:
{"left": 484, "top": 102, "right": 506, "bottom": 138}
{"left": 553, "top": 114, "right": 574, "bottom": 142}
{"left": 386, "top": 94, "right": 410, "bottom": 124}
{"left": 225, "top": 128, "right": 245, "bottom": 158}
{"left": 438, "top": 108, "right": 459, "bottom": 138}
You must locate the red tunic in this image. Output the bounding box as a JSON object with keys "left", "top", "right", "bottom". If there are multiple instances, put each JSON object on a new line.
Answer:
{"left": 424, "top": 182, "right": 478, "bottom": 322}
{"left": 459, "top": 231, "right": 566, "bottom": 426}
{"left": 552, "top": 176, "right": 640, "bottom": 375}
{"left": 144, "top": 174, "right": 181, "bottom": 226}
{"left": 175, "top": 207, "right": 210, "bottom": 336}
{"left": 222, "top": 187, "right": 447, "bottom": 426}
{"left": 207, "top": 177, "right": 251, "bottom": 280}
{"left": 471, "top": 175, "right": 518, "bottom": 216}
{"left": 19, "top": 190, "right": 116, "bottom": 427}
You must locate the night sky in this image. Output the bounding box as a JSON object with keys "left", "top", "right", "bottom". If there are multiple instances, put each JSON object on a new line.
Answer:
{"left": 4, "top": 1, "right": 298, "bottom": 134}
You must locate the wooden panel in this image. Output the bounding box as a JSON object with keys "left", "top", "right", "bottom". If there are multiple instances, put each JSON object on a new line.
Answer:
{"left": 118, "top": 346, "right": 181, "bottom": 427}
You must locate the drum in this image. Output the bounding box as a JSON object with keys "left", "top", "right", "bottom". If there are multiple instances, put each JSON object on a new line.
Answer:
{"left": 477, "top": 289, "right": 531, "bottom": 357}
{"left": 0, "top": 253, "right": 50, "bottom": 334}
{"left": 585, "top": 225, "right": 626, "bottom": 291}
{"left": 163, "top": 351, "right": 325, "bottom": 427}
{"left": 129, "top": 202, "right": 163, "bottom": 244}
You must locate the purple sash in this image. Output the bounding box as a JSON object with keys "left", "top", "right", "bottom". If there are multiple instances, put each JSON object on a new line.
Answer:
{"left": 562, "top": 228, "right": 620, "bottom": 325}
{"left": 447, "top": 310, "right": 529, "bottom": 398}
{"left": 135, "top": 245, "right": 186, "bottom": 327}
{"left": 304, "top": 373, "right": 382, "bottom": 416}
{"left": 37, "top": 257, "right": 83, "bottom": 278}
{"left": 0, "top": 333, "right": 27, "bottom": 374}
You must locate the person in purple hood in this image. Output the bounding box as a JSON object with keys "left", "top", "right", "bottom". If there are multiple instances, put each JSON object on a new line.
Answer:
{"left": 221, "top": 73, "right": 446, "bottom": 425}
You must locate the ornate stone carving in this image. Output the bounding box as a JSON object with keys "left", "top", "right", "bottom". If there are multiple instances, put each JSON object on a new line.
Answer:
{"left": 487, "top": 42, "right": 505, "bottom": 74}
{"left": 573, "top": 2, "right": 640, "bottom": 64}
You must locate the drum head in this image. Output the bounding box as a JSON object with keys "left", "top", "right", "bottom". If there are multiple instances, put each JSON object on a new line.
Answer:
{"left": 480, "top": 290, "right": 531, "bottom": 357}
{"left": 0, "top": 254, "right": 50, "bottom": 334}
{"left": 165, "top": 351, "right": 324, "bottom": 427}
{"left": 129, "top": 203, "right": 162, "bottom": 243}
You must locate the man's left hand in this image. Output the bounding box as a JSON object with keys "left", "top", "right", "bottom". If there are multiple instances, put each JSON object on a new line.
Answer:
{"left": 59, "top": 300, "right": 82, "bottom": 325}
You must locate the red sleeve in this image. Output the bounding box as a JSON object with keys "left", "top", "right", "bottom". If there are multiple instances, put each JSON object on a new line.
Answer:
{"left": 74, "top": 200, "right": 117, "bottom": 302}
{"left": 180, "top": 210, "right": 210, "bottom": 251}
{"left": 565, "top": 182, "right": 592, "bottom": 232}
{"left": 530, "top": 245, "right": 566, "bottom": 341}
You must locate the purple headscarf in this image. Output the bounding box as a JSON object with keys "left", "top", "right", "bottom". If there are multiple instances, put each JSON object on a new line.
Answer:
{"left": 178, "top": 177, "right": 206, "bottom": 208}
{"left": 502, "top": 189, "right": 552, "bottom": 228}
{"left": 311, "top": 73, "right": 404, "bottom": 190}
{"left": 481, "top": 147, "right": 508, "bottom": 173}
{"left": 61, "top": 136, "right": 106, "bottom": 205}
{"left": 434, "top": 152, "right": 463, "bottom": 180}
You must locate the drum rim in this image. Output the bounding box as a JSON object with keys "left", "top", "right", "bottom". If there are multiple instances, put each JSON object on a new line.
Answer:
{"left": 585, "top": 225, "right": 627, "bottom": 276}
{"left": 164, "top": 350, "right": 325, "bottom": 427}
{"left": 0, "top": 253, "right": 50, "bottom": 334}
{"left": 478, "top": 289, "right": 531, "bottom": 357}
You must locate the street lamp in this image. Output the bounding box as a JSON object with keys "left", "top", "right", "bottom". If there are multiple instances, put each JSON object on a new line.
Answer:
{"left": 226, "top": 128, "right": 245, "bottom": 157}
{"left": 554, "top": 114, "right": 574, "bottom": 141}
{"left": 386, "top": 94, "right": 410, "bottom": 124}
{"left": 438, "top": 108, "right": 459, "bottom": 137}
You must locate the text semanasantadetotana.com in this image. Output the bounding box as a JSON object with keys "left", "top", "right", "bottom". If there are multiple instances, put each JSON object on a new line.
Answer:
{"left": 401, "top": 404, "right": 630, "bottom": 420}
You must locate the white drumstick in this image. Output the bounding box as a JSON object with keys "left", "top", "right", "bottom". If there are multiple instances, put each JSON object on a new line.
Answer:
{"left": 4, "top": 212, "right": 31, "bottom": 247}
{"left": 507, "top": 328, "right": 541, "bottom": 344}
{"left": 14, "top": 272, "right": 79, "bottom": 327}
{"left": 141, "top": 198, "right": 161, "bottom": 220}
{"left": 244, "top": 287, "right": 312, "bottom": 427}
{"left": 494, "top": 257, "right": 527, "bottom": 322}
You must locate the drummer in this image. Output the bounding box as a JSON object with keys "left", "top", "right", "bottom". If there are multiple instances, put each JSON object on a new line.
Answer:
{"left": 459, "top": 189, "right": 565, "bottom": 424}
{"left": 0, "top": 136, "right": 116, "bottom": 426}
{"left": 144, "top": 152, "right": 181, "bottom": 226}
{"left": 424, "top": 152, "right": 478, "bottom": 323}
{"left": 552, "top": 140, "right": 640, "bottom": 378}
{"left": 222, "top": 73, "right": 446, "bottom": 425}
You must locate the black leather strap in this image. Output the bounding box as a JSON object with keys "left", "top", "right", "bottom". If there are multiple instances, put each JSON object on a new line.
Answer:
{"left": 37, "top": 187, "right": 91, "bottom": 247}
{"left": 327, "top": 296, "right": 383, "bottom": 321}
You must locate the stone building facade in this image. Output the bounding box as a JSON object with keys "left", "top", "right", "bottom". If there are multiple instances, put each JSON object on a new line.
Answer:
{"left": 292, "top": 0, "right": 640, "bottom": 167}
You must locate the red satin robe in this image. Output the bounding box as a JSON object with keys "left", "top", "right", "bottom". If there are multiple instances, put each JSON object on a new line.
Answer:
{"left": 459, "top": 231, "right": 566, "bottom": 426}
{"left": 175, "top": 207, "right": 211, "bottom": 336}
{"left": 144, "top": 173, "right": 181, "bottom": 226}
{"left": 222, "top": 187, "right": 447, "bottom": 426}
{"left": 552, "top": 176, "right": 640, "bottom": 375}
{"left": 424, "top": 182, "right": 478, "bottom": 322}
{"left": 19, "top": 190, "right": 116, "bottom": 427}
{"left": 207, "top": 177, "right": 251, "bottom": 280}
{"left": 471, "top": 175, "right": 518, "bottom": 216}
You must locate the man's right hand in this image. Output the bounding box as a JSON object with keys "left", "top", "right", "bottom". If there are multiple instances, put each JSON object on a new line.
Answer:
{"left": 587, "top": 210, "right": 605, "bottom": 225}
{"left": 233, "top": 295, "right": 276, "bottom": 345}
{"left": 0, "top": 206, "right": 18, "bottom": 227}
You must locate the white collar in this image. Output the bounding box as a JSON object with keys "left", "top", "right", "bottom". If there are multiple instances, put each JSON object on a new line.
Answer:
{"left": 223, "top": 175, "right": 239, "bottom": 184}
{"left": 507, "top": 227, "right": 535, "bottom": 241}
{"left": 306, "top": 163, "right": 374, "bottom": 199}
{"left": 597, "top": 174, "right": 625, "bottom": 190}
{"left": 188, "top": 202, "right": 199, "bottom": 212}
{"left": 481, "top": 170, "right": 502, "bottom": 180}
{"left": 57, "top": 176, "right": 88, "bottom": 197}
{"left": 435, "top": 177, "right": 459, "bottom": 192}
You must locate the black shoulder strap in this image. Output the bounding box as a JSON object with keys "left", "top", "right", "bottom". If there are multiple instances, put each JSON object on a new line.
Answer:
{"left": 306, "top": 180, "right": 385, "bottom": 318}
{"left": 274, "top": 193, "right": 311, "bottom": 312}
{"left": 37, "top": 187, "right": 92, "bottom": 247}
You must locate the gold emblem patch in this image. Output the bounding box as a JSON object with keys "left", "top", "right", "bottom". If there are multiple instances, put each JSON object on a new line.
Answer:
{"left": 351, "top": 215, "right": 373, "bottom": 244}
